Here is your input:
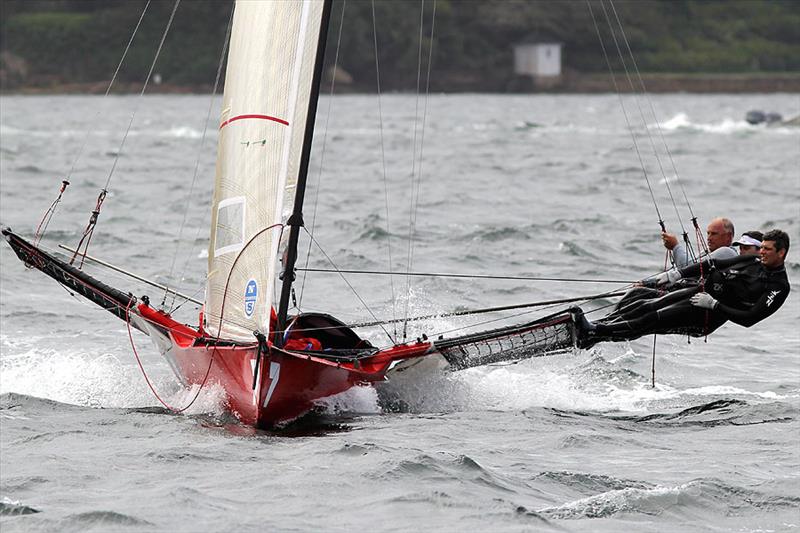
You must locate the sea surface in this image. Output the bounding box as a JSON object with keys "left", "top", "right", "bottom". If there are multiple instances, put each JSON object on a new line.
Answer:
{"left": 1, "top": 93, "right": 799, "bottom": 532}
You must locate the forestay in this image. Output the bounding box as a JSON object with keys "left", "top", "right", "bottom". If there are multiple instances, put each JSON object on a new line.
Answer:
{"left": 205, "top": 0, "right": 325, "bottom": 341}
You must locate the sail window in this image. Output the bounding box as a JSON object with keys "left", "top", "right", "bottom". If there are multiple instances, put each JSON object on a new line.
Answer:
{"left": 214, "top": 196, "right": 246, "bottom": 256}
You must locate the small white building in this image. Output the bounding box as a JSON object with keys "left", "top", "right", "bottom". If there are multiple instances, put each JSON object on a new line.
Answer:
{"left": 513, "top": 42, "right": 562, "bottom": 78}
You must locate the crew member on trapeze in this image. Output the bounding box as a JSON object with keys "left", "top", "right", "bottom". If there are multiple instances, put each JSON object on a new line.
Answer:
{"left": 572, "top": 229, "right": 790, "bottom": 349}
{"left": 661, "top": 216, "right": 737, "bottom": 268}
{"left": 614, "top": 216, "right": 740, "bottom": 310}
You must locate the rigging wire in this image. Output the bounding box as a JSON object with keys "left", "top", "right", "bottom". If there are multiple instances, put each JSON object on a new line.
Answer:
{"left": 71, "top": 0, "right": 182, "bottom": 267}
{"left": 402, "top": 0, "right": 437, "bottom": 341}
{"left": 68, "top": 0, "right": 152, "bottom": 184}
{"left": 298, "top": 0, "right": 348, "bottom": 310}
{"left": 33, "top": 180, "right": 69, "bottom": 246}
{"left": 426, "top": 297, "right": 618, "bottom": 343}
{"left": 164, "top": 2, "right": 235, "bottom": 311}
{"left": 408, "top": 0, "right": 437, "bottom": 298}
{"left": 364, "top": 0, "right": 399, "bottom": 339}
{"left": 586, "top": 0, "right": 668, "bottom": 241}
{"left": 303, "top": 228, "right": 396, "bottom": 344}
{"left": 348, "top": 288, "right": 628, "bottom": 331}
{"left": 245, "top": 289, "right": 625, "bottom": 348}
{"left": 599, "top": 0, "right": 686, "bottom": 239}
{"left": 606, "top": 0, "right": 707, "bottom": 255}
{"left": 103, "top": 0, "right": 181, "bottom": 193}
{"left": 296, "top": 267, "right": 634, "bottom": 284}
{"left": 34, "top": 1, "right": 152, "bottom": 246}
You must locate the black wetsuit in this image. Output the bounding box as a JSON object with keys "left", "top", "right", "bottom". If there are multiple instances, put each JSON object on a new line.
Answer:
{"left": 579, "top": 255, "right": 790, "bottom": 347}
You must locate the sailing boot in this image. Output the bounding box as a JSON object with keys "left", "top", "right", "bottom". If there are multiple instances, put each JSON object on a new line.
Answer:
{"left": 569, "top": 306, "right": 599, "bottom": 350}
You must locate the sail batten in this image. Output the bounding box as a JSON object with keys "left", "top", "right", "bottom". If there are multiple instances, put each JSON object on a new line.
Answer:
{"left": 205, "top": 0, "right": 326, "bottom": 342}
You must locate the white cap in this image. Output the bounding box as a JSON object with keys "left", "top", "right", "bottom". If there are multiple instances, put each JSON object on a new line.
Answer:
{"left": 733, "top": 235, "right": 761, "bottom": 247}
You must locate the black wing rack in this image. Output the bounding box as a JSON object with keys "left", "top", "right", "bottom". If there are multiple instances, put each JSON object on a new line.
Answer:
{"left": 2, "top": 228, "right": 135, "bottom": 323}
{"left": 433, "top": 311, "right": 577, "bottom": 370}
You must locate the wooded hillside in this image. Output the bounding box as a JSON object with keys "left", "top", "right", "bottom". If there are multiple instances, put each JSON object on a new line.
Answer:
{"left": 2, "top": 0, "right": 798, "bottom": 92}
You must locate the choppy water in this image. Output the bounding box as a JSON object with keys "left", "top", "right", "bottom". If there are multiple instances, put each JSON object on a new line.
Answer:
{"left": 1, "top": 93, "right": 799, "bottom": 532}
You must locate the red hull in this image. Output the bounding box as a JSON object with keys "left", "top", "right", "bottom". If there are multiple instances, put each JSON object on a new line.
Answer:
{"left": 136, "top": 304, "right": 431, "bottom": 427}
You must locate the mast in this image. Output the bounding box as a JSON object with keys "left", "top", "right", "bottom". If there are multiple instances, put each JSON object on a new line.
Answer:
{"left": 276, "top": 0, "right": 333, "bottom": 344}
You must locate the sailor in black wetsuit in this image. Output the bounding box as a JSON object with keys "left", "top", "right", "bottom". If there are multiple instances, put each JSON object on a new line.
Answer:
{"left": 574, "top": 229, "right": 791, "bottom": 348}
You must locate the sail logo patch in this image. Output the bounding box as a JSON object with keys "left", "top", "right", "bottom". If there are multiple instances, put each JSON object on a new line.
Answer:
{"left": 244, "top": 279, "right": 258, "bottom": 318}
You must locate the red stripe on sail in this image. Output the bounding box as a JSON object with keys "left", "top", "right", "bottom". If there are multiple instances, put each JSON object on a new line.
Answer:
{"left": 219, "top": 114, "right": 289, "bottom": 130}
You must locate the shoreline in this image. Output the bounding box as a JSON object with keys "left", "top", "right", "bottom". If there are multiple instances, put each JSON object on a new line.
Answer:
{"left": 2, "top": 73, "right": 800, "bottom": 95}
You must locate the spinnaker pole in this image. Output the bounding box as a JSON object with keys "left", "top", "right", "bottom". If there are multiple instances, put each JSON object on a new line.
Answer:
{"left": 276, "top": 0, "right": 333, "bottom": 345}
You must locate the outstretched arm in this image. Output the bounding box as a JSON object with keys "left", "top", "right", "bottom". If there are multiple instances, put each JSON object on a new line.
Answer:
{"left": 679, "top": 254, "right": 756, "bottom": 279}
{"left": 714, "top": 285, "right": 789, "bottom": 327}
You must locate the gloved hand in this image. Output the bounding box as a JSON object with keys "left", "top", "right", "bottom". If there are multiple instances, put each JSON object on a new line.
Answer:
{"left": 690, "top": 292, "right": 718, "bottom": 310}
{"left": 648, "top": 269, "right": 682, "bottom": 288}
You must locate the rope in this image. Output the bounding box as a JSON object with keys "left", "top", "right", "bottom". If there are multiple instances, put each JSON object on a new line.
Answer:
{"left": 103, "top": 0, "right": 181, "bottom": 193}
{"left": 401, "top": 1, "right": 427, "bottom": 339}
{"left": 33, "top": 180, "right": 69, "bottom": 246}
{"left": 299, "top": 0, "right": 348, "bottom": 308}
{"left": 586, "top": 1, "right": 667, "bottom": 245}
{"left": 366, "top": 0, "right": 398, "bottom": 338}
{"left": 125, "top": 300, "right": 214, "bottom": 413}
{"left": 599, "top": 0, "right": 686, "bottom": 238}
{"left": 126, "top": 224, "right": 286, "bottom": 414}
{"left": 402, "top": 0, "right": 436, "bottom": 340}
{"left": 303, "top": 228, "right": 395, "bottom": 343}
{"left": 73, "top": 0, "right": 180, "bottom": 266}
{"left": 603, "top": 0, "right": 707, "bottom": 258}
{"left": 693, "top": 217, "right": 709, "bottom": 256}
{"left": 165, "top": 2, "right": 234, "bottom": 310}
{"left": 70, "top": 189, "right": 107, "bottom": 267}
{"left": 425, "top": 289, "right": 625, "bottom": 341}
{"left": 650, "top": 334, "right": 657, "bottom": 388}
{"left": 606, "top": 1, "right": 699, "bottom": 228}
{"left": 201, "top": 224, "right": 285, "bottom": 336}
{"left": 296, "top": 267, "right": 634, "bottom": 284}
{"left": 694, "top": 229, "right": 710, "bottom": 341}
{"left": 34, "top": 1, "right": 151, "bottom": 246}
{"left": 347, "top": 289, "right": 629, "bottom": 330}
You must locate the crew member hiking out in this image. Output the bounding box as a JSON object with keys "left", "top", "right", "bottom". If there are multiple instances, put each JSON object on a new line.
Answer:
{"left": 616, "top": 216, "right": 740, "bottom": 312}
{"left": 662, "top": 216, "right": 737, "bottom": 268}
{"left": 572, "top": 229, "right": 791, "bottom": 349}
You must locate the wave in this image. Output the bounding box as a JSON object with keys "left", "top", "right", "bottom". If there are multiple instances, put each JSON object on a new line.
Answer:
{"left": 655, "top": 113, "right": 800, "bottom": 135}
{"left": 605, "top": 398, "right": 795, "bottom": 428}
{"left": 0, "top": 497, "right": 40, "bottom": 516}
{"left": 159, "top": 126, "right": 205, "bottom": 139}
{"left": 60, "top": 510, "right": 154, "bottom": 527}
{"left": 535, "top": 471, "right": 654, "bottom": 495}
{"left": 460, "top": 226, "right": 532, "bottom": 242}
{"left": 373, "top": 451, "right": 527, "bottom": 497}
{"left": 0, "top": 123, "right": 209, "bottom": 140}
{"left": 537, "top": 477, "right": 800, "bottom": 520}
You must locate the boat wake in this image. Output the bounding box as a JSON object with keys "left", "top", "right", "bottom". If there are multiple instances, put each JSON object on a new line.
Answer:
{"left": 2, "top": 330, "right": 795, "bottom": 429}
{"left": 352, "top": 348, "right": 798, "bottom": 421}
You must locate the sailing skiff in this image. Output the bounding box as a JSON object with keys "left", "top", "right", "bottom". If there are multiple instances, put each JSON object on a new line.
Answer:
{"left": 3, "top": 0, "right": 579, "bottom": 427}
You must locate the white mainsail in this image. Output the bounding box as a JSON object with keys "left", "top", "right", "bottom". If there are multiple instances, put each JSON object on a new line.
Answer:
{"left": 205, "top": 0, "right": 325, "bottom": 341}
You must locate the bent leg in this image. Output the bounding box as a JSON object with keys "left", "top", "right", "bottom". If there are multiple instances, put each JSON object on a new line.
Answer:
{"left": 600, "top": 287, "right": 661, "bottom": 323}
{"left": 606, "top": 285, "right": 701, "bottom": 324}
